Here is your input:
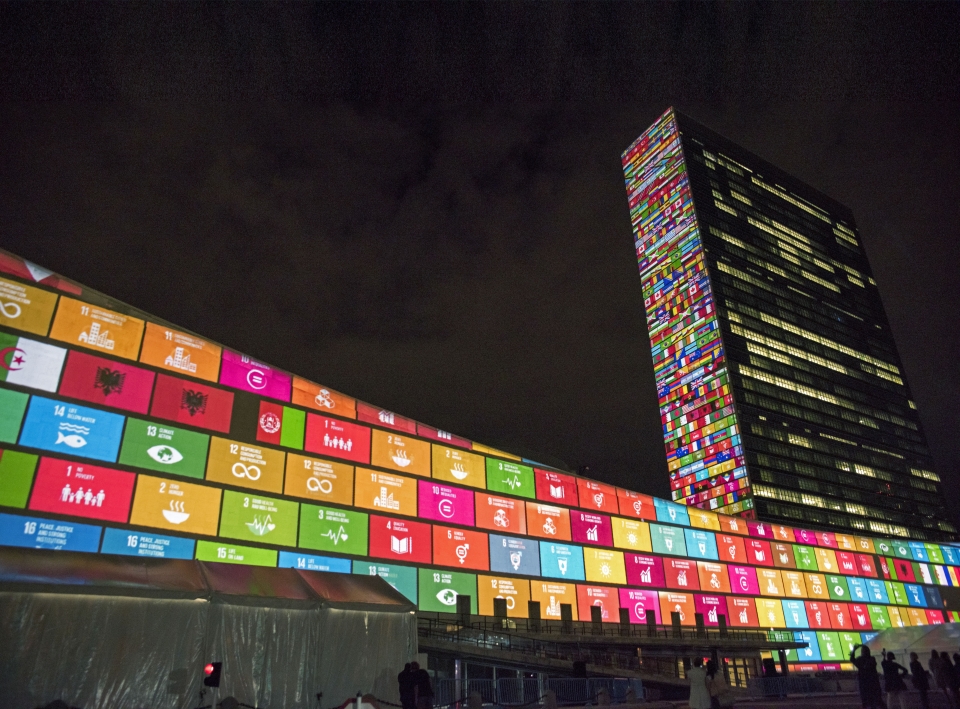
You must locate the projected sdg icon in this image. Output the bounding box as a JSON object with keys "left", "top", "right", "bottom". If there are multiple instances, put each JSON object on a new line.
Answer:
{"left": 56, "top": 422, "right": 88, "bottom": 449}
{"left": 306, "top": 477, "right": 333, "bottom": 494}
{"left": 438, "top": 499, "right": 455, "bottom": 519}
{"left": 162, "top": 500, "right": 190, "bottom": 525}
{"left": 147, "top": 445, "right": 183, "bottom": 465}
{"left": 246, "top": 369, "right": 267, "bottom": 390}
{"left": 232, "top": 462, "right": 261, "bottom": 481}
{"left": 0, "top": 300, "right": 22, "bottom": 319}
{"left": 391, "top": 449, "right": 411, "bottom": 468}
{"left": 436, "top": 589, "right": 457, "bottom": 606}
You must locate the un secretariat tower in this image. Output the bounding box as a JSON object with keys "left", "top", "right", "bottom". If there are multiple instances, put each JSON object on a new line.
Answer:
{"left": 622, "top": 108, "right": 954, "bottom": 542}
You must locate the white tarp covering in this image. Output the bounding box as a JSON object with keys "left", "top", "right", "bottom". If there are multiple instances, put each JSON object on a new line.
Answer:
{"left": 864, "top": 622, "right": 960, "bottom": 662}
{"left": 0, "top": 550, "right": 417, "bottom": 709}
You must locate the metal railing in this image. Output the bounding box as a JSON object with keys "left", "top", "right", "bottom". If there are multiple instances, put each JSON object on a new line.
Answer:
{"left": 432, "top": 678, "right": 644, "bottom": 707}
{"left": 418, "top": 614, "right": 801, "bottom": 677}
{"left": 746, "top": 675, "right": 825, "bottom": 697}
{"left": 418, "top": 621, "right": 643, "bottom": 674}
{"left": 418, "top": 612, "right": 794, "bottom": 645}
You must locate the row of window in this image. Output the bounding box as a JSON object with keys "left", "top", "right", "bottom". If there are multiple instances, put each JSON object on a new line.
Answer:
{"left": 736, "top": 387, "right": 931, "bottom": 481}
{"left": 706, "top": 224, "right": 898, "bottom": 363}
{"left": 705, "top": 163, "right": 866, "bottom": 276}
{"left": 709, "top": 220, "right": 848, "bottom": 303}
{"left": 753, "top": 468, "right": 912, "bottom": 523}
{"left": 724, "top": 299, "right": 908, "bottom": 410}
{"left": 752, "top": 498, "right": 919, "bottom": 539}
{"left": 745, "top": 424, "right": 937, "bottom": 506}
{"left": 703, "top": 179, "right": 857, "bottom": 291}
{"left": 697, "top": 207, "right": 895, "bottom": 359}
{"left": 740, "top": 354, "right": 923, "bottom": 450}
{"left": 713, "top": 274, "right": 916, "bottom": 409}
{"left": 747, "top": 437, "right": 939, "bottom": 511}
{"left": 712, "top": 262, "right": 898, "bottom": 379}
{"left": 709, "top": 214, "right": 843, "bottom": 297}
{"left": 735, "top": 365, "right": 927, "bottom": 465}
{"left": 722, "top": 298, "right": 911, "bottom": 422}
{"left": 746, "top": 436, "right": 930, "bottom": 513}
{"left": 708, "top": 257, "right": 894, "bottom": 379}
{"left": 690, "top": 142, "right": 871, "bottom": 299}
{"left": 722, "top": 313, "right": 916, "bottom": 438}
{"left": 748, "top": 440, "right": 925, "bottom": 516}
{"left": 733, "top": 323, "right": 904, "bottom": 400}
{"left": 692, "top": 149, "right": 837, "bottom": 237}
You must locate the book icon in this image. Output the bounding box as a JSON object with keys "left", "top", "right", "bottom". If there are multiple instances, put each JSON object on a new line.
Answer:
{"left": 390, "top": 536, "right": 411, "bottom": 554}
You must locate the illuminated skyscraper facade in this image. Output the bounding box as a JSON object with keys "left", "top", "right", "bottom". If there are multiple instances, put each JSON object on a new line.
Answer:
{"left": 623, "top": 108, "right": 954, "bottom": 541}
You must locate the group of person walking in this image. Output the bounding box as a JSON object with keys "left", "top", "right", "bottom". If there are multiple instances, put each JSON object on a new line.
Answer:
{"left": 398, "top": 662, "right": 433, "bottom": 709}
{"left": 686, "top": 657, "right": 734, "bottom": 709}
{"left": 851, "top": 643, "right": 960, "bottom": 709}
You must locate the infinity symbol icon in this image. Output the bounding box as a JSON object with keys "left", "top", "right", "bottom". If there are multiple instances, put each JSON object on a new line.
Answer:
{"left": 0, "top": 301, "right": 22, "bottom": 319}
{"left": 306, "top": 477, "right": 333, "bottom": 493}
{"left": 232, "top": 462, "right": 262, "bottom": 480}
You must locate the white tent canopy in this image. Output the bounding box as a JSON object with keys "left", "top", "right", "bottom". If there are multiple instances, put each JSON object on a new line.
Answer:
{"left": 865, "top": 623, "right": 960, "bottom": 663}
{"left": 0, "top": 548, "right": 417, "bottom": 709}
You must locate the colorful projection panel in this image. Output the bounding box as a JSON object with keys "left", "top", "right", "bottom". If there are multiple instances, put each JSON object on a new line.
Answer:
{"left": 621, "top": 108, "right": 751, "bottom": 517}
{"left": 0, "top": 246, "right": 958, "bottom": 673}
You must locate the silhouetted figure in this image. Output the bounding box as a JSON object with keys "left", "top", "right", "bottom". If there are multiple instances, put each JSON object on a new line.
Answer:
{"left": 931, "top": 651, "right": 947, "bottom": 695}
{"left": 910, "top": 652, "right": 930, "bottom": 709}
{"left": 398, "top": 663, "right": 415, "bottom": 709}
{"left": 941, "top": 653, "right": 960, "bottom": 707}
{"left": 411, "top": 661, "right": 433, "bottom": 709}
{"left": 705, "top": 659, "right": 732, "bottom": 708}
{"left": 881, "top": 651, "right": 908, "bottom": 709}
{"left": 850, "top": 644, "right": 883, "bottom": 709}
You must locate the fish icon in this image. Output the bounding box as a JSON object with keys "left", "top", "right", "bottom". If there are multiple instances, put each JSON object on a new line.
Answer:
{"left": 56, "top": 431, "right": 87, "bottom": 449}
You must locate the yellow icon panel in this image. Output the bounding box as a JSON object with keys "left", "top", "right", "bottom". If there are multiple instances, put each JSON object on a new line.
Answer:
{"left": 129, "top": 474, "right": 222, "bottom": 536}
{"left": 206, "top": 437, "right": 285, "bottom": 494}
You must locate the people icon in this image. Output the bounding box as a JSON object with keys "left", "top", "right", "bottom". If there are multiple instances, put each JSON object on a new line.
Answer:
{"left": 59, "top": 484, "right": 106, "bottom": 507}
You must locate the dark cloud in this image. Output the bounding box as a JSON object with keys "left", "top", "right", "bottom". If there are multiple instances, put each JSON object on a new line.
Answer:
{"left": 0, "top": 3, "right": 957, "bottom": 519}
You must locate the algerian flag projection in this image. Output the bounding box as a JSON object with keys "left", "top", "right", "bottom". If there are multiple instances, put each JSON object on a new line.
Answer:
{"left": 0, "top": 333, "right": 66, "bottom": 392}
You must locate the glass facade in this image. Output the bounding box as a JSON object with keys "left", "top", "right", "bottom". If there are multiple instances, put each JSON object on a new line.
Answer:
{"left": 623, "top": 109, "right": 954, "bottom": 541}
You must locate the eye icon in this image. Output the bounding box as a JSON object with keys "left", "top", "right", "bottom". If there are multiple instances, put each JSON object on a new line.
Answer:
{"left": 147, "top": 445, "right": 184, "bottom": 465}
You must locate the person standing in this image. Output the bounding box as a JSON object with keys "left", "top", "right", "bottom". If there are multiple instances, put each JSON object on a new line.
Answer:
{"left": 942, "top": 653, "right": 960, "bottom": 707}
{"left": 687, "top": 657, "right": 711, "bottom": 709}
{"left": 705, "top": 660, "right": 732, "bottom": 708}
{"left": 412, "top": 661, "right": 433, "bottom": 709}
{"left": 931, "top": 651, "right": 948, "bottom": 698}
{"left": 398, "top": 663, "right": 415, "bottom": 709}
{"left": 850, "top": 644, "right": 884, "bottom": 709}
{"left": 881, "top": 651, "right": 909, "bottom": 709}
{"left": 909, "top": 652, "right": 930, "bottom": 709}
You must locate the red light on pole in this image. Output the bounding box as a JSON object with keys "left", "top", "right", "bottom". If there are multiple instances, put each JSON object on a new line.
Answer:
{"left": 203, "top": 661, "right": 222, "bottom": 687}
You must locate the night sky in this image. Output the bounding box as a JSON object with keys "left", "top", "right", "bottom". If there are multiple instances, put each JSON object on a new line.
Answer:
{"left": 1, "top": 3, "right": 958, "bottom": 524}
